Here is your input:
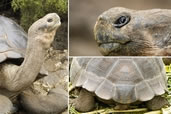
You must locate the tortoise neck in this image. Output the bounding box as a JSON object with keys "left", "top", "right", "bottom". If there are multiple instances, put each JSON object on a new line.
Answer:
{"left": 1, "top": 38, "right": 48, "bottom": 91}
{"left": 23, "top": 39, "right": 45, "bottom": 75}
{"left": 16, "top": 39, "right": 46, "bottom": 88}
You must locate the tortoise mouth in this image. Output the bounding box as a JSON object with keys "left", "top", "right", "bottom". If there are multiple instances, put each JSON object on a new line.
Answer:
{"left": 98, "top": 42, "right": 121, "bottom": 55}
{"left": 95, "top": 34, "right": 131, "bottom": 56}
{"left": 98, "top": 41, "right": 131, "bottom": 56}
{"left": 50, "top": 21, "right": 61, "bottom": 31}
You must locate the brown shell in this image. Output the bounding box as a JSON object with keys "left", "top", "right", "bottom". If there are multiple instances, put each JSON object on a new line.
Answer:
{"left": 70, "top": 58, "right": 167, "bottom": 104}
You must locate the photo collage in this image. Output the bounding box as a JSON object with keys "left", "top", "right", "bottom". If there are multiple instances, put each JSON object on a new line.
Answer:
{"left": 0, "top": 0, "right": 171, "bottom": 114}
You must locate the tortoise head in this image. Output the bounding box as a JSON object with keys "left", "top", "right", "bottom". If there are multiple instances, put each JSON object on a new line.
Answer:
{"left": 94, "top": 7, "right": 171, "bottom": 56}
{"left": 28, "top": 13, "right": 61, "bottom": 48}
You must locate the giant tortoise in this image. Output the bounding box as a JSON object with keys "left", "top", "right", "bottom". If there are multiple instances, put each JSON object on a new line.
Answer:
{"left": 0, "top": 14, "right": 67, "bottom": 113}
{"left": 94, "top": 7, "right": 171, "bottom": 56}
{"left": 70, "top": 58, "right": 168, "bottom": 112}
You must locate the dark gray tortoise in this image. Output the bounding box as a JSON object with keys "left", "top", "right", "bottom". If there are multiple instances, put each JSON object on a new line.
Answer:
{"left": 94, "top": 7, "right": 171, "bottom": 56}
{"left": 0, "top": 14, "right": 67, "bottom": 114}
{"left": 70, "top": 58, "right": 168, "bottom": 112}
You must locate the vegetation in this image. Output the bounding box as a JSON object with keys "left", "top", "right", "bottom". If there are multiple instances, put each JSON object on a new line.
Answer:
{"left": 165, "top": 64, "right": 171, "bottom": 103}
{"left": 11, "top": 0, "right": 67, "bottom": 30}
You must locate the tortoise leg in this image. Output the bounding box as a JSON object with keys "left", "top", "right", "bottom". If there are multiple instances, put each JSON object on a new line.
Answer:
{"left": 20, "top": 87, "right": 68, "bottom": 114}
{"left": 146, "top": 96, "right": 169, "bottom": 110}
{"left": 114, "top": 103, "right": 129, "bottom": 110}
{"left": 73, "top": 88, "right": 95, "bottom": 112}
{"left": 0, "top": 95, "right": 15, "bottom": 113}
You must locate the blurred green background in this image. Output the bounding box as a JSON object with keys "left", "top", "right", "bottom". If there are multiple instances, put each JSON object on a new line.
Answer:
{"left": 0, "top": 0, "right": 68, "bottom": 50}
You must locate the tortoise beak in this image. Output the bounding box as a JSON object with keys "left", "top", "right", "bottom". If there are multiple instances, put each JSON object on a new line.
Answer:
{"left": 45, "top": 13, "right": 61, "bottom": 32}
{"left": 52, "top": 13, "right": 61, "bottom": 30}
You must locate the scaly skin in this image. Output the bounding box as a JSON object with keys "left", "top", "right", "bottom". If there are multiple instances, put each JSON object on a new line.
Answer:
{"left": 94, "top": 7, "right": 171, "bottom": 56}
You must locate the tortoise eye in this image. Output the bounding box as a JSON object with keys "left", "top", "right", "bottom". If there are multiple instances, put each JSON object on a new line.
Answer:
{"left": 114, "top": 16, "right": 130, "bottom": 28}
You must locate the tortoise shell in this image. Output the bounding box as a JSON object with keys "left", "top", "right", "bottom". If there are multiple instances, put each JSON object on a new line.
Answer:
{"left": 70, "top": 58, "right": 167, "bottom": 104}
{"left": 0, "top": 16, "right": 27, "bottom": 62}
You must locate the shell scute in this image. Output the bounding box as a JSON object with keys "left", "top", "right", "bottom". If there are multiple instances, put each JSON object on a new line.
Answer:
{"left": 71, "top": 58, "right": 167, "bottom": 103}
{"left": 0, "top": 16, "right": 27, "bottom": 63}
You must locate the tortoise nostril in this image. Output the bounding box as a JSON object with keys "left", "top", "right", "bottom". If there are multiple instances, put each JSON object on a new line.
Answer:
{"left": 47, "top": 18, "right": 53, "bottom": 23}
{"left": 99, "top": 16, "right": 105, "bottom": 21}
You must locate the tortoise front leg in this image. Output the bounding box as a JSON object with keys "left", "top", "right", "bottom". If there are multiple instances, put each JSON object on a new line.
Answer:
{"left": 73, "top": 88, "right": 95, "bottom": 112}
{"left": 146, "top": 96, "right": 169, "bottom": 110}
{"left": 0, "top": 94, "right": 15, "bottom": 113}
{"left": 20, "top": 87, "right": 68, "bottom": 114}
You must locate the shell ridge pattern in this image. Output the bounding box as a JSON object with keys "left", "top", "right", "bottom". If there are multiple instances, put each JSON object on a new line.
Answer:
{"left": 145, "top": 81, "right": 155, "bottom": 99}
{"left": 93, "top": 58, "right": 119, "bottom": 100}
{"left": 73, "top": 59, "right": 87, "bottom": 87}
{"left": 0, "top": 28, "right": 16, "bottom": 62}
{"left": 133, "top": 59, "right": 157, "bottom": 101}
{"left": 155, "top": 58, "right": 168, "bottom": 91}
{"left": 146, "top": 75, "right": 165, "bottom": 95}
{"left": 76, "top": 58, "right": 93, "bottom": 86}
{"left": 135, "top": 81, "right": 155, "bottom": 101}
{"left": 4, "top": 33, "right": 17, "bottom": 49}
{"left": 143, "top": 59, "right": 164, "bottom": 95}
{"left": 112, "top": 83, "right": 116, "bottom": 101}
{"left": 0, "top": 32, "right": 24, "bottom": 59}
{"left": 81, "top": 58, "right": 107, "bottom": 91}
{"left": 105, "top": 59, "right": 119, "bottom": 78}
{"left": 132, "top": 59, "right": 145, "bottom": 101}
{"left": 112, "top": 84, "right": 136, "bottom": 104}
{"left": 0, "top": 16, "right": 27, "bottom": 62}
{"left": 82, "top": 75, "right": 104, "bottom": 92}
{"left": 132, "top": 59, "right": 145, "bottom": 80}
{"left": 109, "top": 59, "right": 140, "bottom": 103}
{"left": 95, "top": 58, "right": 119, "bottom": 100}
{"left": 159, "top": 80, "right": 166, "bottom": 93}
{"left": 150, "top": 59, "right": 167, "bottom": 93}
{"left": 82, "top": 58, "right": 115, "bottom": 94}
{"left": 70, "top": 58, "right": 81, "bottom": 86}
{"left": 72, "top": 58, "right": 167, "bottom": 103}
{"left": 156, "top": 59, "right": 167, "bottom": 91}
{"left": 94, "top": 78, "right": 114, "bottom": 100}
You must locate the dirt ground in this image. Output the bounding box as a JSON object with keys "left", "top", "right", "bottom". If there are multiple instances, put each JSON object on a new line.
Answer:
{"left": 31, "top": 48, "right": 68, "bottom": 114}
{"left": 38, "top": 48, "right": 68, "bottom": 114}
{"left": 32, "top": 48, "right": 68, "bottom": 94}
{"left": 69, "top": 0, "right": 171, "bottom": 56}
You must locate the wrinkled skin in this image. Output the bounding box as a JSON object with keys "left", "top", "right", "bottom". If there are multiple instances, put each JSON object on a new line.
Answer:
{"left": 94, "top": 7, "right": 171, "bottom": 56}
{"left": 20, "top": 87, "right": 68, "bottom": 114}
{"left": 0, "top": 13, "right": 67, "bottom": 114}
